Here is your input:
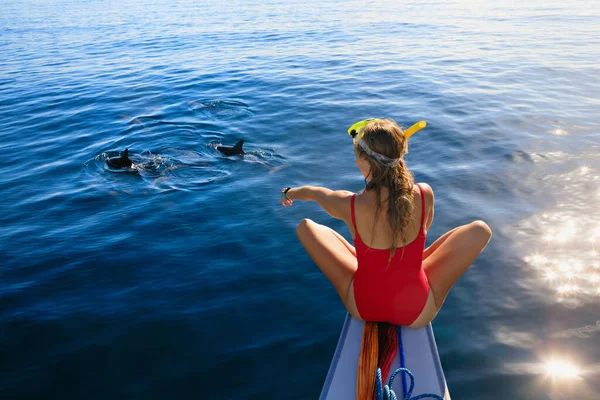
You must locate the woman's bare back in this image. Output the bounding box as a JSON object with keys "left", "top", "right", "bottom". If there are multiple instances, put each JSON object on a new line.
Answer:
{"left": 349, "top": 184, "right": 431, "bottom": 250}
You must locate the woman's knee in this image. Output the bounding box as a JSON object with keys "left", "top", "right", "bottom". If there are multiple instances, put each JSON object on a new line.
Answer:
{"left": 468, "top": 220, "right": 492, "bottom": 243}
{"left": 296, "top": 218, "right": 315, "bottom": 238}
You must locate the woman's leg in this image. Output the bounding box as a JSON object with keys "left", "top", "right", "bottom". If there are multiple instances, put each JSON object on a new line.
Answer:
{"left": 423, "top": 226, "right": 461, "bottom": 261}
{"left": 296, "top": 218, "right": 360, "bottom": 318}
{"left": 328, "top": 227, "right": 357, "bottom": 257}
{"left": 423, "top": 221, "right": 492, "bottom": 309}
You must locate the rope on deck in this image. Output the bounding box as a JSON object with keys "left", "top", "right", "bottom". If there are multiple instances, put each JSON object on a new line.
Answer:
{"left": 373, "top": 327, "right": 444, "bottom": 400}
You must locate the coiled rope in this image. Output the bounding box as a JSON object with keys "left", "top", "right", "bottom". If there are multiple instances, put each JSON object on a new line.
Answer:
{"left": 373, "top": 327, "right": 444, "bottom": 400}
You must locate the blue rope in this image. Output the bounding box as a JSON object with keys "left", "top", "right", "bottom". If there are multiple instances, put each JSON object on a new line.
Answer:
{"left": 374, "top": 327, "right": 444, "bottom": 400}
{"left": 398, "top": 326, "right": 408, "bottom": 398}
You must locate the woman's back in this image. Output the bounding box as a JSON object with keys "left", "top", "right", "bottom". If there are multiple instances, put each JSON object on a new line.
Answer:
{"left": 350, "top": 184, "right": 431, "bottom": 326}
{"left": 350, "top": 184, "right": 431, "bottom": 249}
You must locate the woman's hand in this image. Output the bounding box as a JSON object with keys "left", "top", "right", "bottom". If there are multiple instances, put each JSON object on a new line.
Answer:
{"left": 281, "top": 187, "right": 294, "bottom": 208}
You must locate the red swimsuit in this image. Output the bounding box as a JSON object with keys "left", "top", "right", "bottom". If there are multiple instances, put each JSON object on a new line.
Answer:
{"left": 351, "top": 184, "right": 430, "bottom": 326}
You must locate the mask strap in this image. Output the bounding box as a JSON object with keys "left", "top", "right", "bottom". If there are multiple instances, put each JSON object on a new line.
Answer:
{"left": 356, "top": 139, "right": 401, "bottom": 167}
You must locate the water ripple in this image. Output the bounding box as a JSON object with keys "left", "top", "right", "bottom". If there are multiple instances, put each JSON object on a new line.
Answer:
{"left": 1, "top": 0, "right": 600, "bottom": 399}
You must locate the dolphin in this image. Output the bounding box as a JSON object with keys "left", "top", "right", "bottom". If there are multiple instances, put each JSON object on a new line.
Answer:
{"left": 106, "top": 148, "right": 135, "bottom": 169}
{"left": 217, "top": 140, "right": 245, "bottom": 156}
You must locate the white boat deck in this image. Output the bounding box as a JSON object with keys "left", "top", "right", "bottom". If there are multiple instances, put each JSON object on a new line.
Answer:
{"left": 320, "top": 314, "right": 451, "bottom": 400}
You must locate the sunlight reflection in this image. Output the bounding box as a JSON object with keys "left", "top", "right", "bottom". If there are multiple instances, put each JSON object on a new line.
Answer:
{"left": 519, "top": 161, "right": 600, "bottom": 305}
{"left": 505, "top": 355, "right": 595, "bottom": 397}
{"left": 544, "top": 359, "right": 581, "bottom": 379}
{"left": 548, "top": 128, "right": 569, "bottom": 136}
{"left": 564, "top": 271, "right": 575, "bottom": 279}
{"left": 544, "top": 270, "right": 558, "bottom": 281}
{"left": 557, "top": 285, "right": 580, "bottom": 295}
{"left": 508, "top": 148, "right": 599, "bottom": 398}
{"left": 505, "top": 356, "right": 586, "bottom": 380}
{"left": 557, "top": 261, "right": 569, "bottom": 271}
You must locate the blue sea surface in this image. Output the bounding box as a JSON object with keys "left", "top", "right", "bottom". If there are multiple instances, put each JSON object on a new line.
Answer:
{"left": 1, "top": 0, "right": 599, "bottom": 398}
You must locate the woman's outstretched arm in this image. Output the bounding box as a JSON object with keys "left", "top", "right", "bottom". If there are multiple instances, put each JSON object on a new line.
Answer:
{"left": 281, "top": 186, "right": 354, "bottom": 220}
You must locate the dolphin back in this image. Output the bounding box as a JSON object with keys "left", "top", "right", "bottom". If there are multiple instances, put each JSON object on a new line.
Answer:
{"left": 217, "top": 139, "right": 245, "bottom": 156}
{"left": 107, "top": 148, "right": 134, "bottom": 169}
{"left": 233, "top": 140, "right": 244, "bottom": 154}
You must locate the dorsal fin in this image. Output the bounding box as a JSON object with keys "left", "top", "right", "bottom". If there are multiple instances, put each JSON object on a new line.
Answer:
{"left": 122, "top": 148, "right": 129, "bottom": 159}
{"left": 233, "top": 140, "right": 244, "bottom": 153}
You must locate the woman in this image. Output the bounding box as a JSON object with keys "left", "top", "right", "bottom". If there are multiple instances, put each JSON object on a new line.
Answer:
{"left": 280, "top": 119, "right": 492, "bottom": 328}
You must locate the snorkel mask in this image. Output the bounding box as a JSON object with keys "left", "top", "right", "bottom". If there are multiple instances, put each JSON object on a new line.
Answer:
{"left": 347, "top": 119, "right": 427, "bottom": 167}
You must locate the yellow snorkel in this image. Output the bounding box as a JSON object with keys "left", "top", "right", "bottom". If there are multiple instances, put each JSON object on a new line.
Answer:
{"left": 403, "top": 120, "right": 427, "bottom": 139}
{"left": 347, "top": 119, "right": 427, "bottom": 139}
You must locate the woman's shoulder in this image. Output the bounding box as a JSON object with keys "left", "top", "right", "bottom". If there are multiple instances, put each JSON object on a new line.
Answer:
{"left": 415, "top": 182, "right": 434, "bottom": 204}
{"left": 415, "top": 182, "right": 433, "bottom": 195}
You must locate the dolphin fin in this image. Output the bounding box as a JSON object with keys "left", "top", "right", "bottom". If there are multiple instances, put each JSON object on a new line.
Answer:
{"left": 233, "top": 140, "right": 244, "bottom": 154}
{"left": 122, "top": 148, "right": 129, "bottom": 159}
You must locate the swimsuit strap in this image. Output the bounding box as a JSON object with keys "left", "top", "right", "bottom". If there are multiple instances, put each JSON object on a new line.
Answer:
{"left": 416, "top": 184, "right": 425, "bottom": 230}
{"left": 350, "top": 194, "right": 358, "bottom": 232}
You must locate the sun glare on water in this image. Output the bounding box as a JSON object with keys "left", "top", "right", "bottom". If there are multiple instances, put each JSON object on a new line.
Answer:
{"left": 522, "top": 213, "right": 600, "bottom": 302}
{"left": 512, "top": 153, "right": 600, "bottom": 310}
{"left": 544, "top": 359, "right": 581, "bottom": 379}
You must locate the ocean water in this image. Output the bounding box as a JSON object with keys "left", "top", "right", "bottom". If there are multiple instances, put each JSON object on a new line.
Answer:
{"left": 1, "top": 0, "right": 599, "bottom": 398}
